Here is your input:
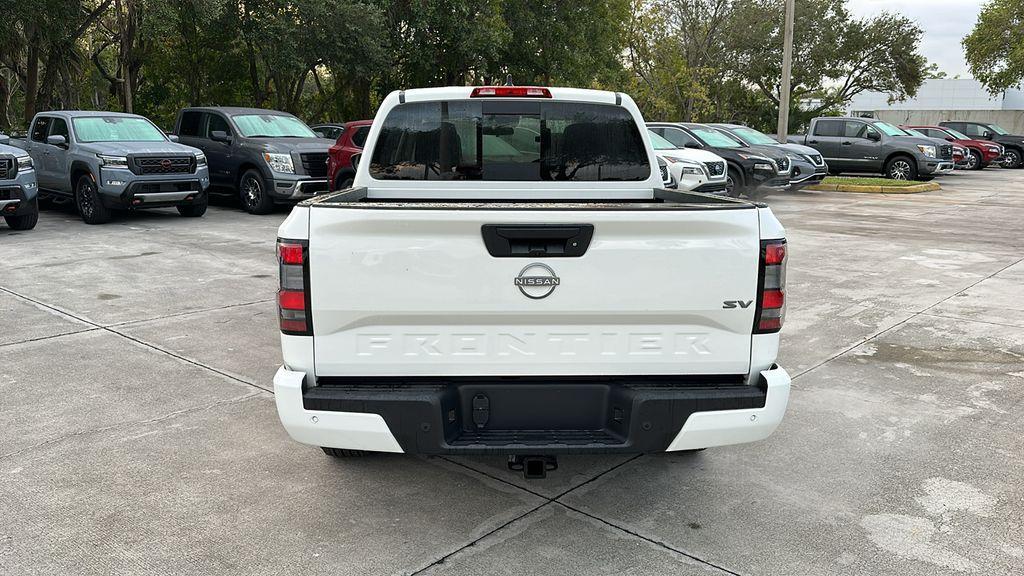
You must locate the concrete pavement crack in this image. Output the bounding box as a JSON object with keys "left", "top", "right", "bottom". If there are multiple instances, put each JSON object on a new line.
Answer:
{"left": 0, "top": 285, "right": 267, "bottom": 391}
{"left": 427, "top": 454, "right": 742, "bottom": 575}
{"left": 409, "top": 454, "right": 644, "bottom": 575}
{"left": 0, "top": 391, "right": 264, "bottom": 462}
{"left": 790, "top": 254, "right": 1024, "bottom": 384}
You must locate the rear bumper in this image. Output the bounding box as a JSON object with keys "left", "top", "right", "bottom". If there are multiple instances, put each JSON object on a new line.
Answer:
{"left": 273, "top": 364, "right": 791, "bottom": 455}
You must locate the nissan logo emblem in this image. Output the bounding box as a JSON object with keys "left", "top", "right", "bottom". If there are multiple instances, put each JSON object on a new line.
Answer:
{"left": 160, "top": 159, "right": 172, "bottom": 169}
{"left": 514, "top": 263, "right": 560, "bottom": 299}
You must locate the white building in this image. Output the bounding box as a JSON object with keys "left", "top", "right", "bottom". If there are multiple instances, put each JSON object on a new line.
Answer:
{"left": 846, "top": 79, "right": 1024, "bottom": 132}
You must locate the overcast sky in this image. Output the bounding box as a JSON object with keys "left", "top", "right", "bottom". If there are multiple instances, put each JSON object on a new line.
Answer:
{"left": 845, "top": 0, "right": 985, "bottom": 78}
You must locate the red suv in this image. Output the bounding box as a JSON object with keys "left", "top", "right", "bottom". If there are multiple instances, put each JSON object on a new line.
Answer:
{"left": 326, "top": 120, "right": 372, "bottom": 191}
{"left": 903, "top": 125, "right": 1004, "bottom": 170}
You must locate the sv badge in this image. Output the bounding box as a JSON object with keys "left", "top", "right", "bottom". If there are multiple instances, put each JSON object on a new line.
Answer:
{"left": 722, "top": 300, "right": 754, "bottom": 309}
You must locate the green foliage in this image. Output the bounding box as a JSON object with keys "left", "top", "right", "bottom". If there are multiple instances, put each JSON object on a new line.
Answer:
{"left": 963, "top": 0, "right": 1024, "bottom": 93}
{"left": 0, "top": 0, "right": 930, "bottom": 135}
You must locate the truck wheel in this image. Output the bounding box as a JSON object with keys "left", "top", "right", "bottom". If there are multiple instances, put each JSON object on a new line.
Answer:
{"left": 75, "top": 174, "right": 111, "bottom": 224}
{"left": 4, "top": 200, "right": 39, "bottom": 230}
{"left": 239, "top": 169, "right": 274, "bottom": 215}
{"left": 177, "top": 195, "right": 208, "bottom": 217}
{"left": 336, "top": 175, "right": 354, "bottom": 191}
{"left": 725, "top": 167, "right": 743, "bottom": 198}
{"left": 965, "top": 150, "right": 981, "bottom": 170}
{"left": 1003, "top": 148, "right": 1022, "bottom": 169}
{"left": 321, "top": 447, "right": 366, "bottom": 458}
{"left": 885, "top": 156, "right": 917, "bottom": 180}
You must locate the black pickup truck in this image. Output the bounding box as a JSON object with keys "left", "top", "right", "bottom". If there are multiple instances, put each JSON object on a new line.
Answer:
{"left": 172, "top": 107, "right": 335, "bottom": 214}
{"left": 790, "top": 117, "right": 953, "bottom": 180}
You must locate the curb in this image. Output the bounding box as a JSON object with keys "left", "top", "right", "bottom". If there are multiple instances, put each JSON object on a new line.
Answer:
{"left": 804, "top": 181, "right": 941, "bottom": 194}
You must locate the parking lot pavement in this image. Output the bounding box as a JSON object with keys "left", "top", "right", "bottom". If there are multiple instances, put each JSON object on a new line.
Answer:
{"left": 2, "top": 171, "right": 1022, "bottom": 575}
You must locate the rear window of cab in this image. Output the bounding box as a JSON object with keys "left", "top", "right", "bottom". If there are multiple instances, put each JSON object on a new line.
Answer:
{"left": 369, "top": 100, "right": 650, "bottom": 181}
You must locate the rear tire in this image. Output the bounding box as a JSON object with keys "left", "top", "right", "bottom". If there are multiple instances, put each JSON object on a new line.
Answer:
{"left": 321, "top": 447, "right": 366, "bottom": 458}
{"left": 177, "top": 195, "right": 208, "bottom": 217}
{"left": 4, "top": 200, "right": 38, "bottom": 230}
{"left": 885, "top": 156, "right": 917, "bottom": 180}
{"left": 75, "top": 174, "right": 111, "bottom": 224}
{"left": 238, "top": 169, "right": 274, "bottom": 214}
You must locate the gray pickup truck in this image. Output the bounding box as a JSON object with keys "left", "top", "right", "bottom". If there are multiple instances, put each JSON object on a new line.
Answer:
{"left": 789, "top": 117, "right": 953, "bottom": 180}
{"left": 0, "top": 135, "right": 40, "bottom": 230}
{"left": 11, "top": 111, "right": 210, "bottom": 224}
{"left": 172, "top": 107, "right": 335, "bottom": 214}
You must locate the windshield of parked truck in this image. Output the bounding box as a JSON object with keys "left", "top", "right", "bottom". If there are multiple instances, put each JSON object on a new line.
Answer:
{"left": 232, "top": 114, "right": 317, "bottom": 138}
{"left": 902, "top": 128, "right": 929, "bottom": 138}
{"left": 72, "top": 117, "right": 167, "bottom": 143}
{"left": 689, "top": 126, "right": 743, "bottom": 148}
{"left": 944, "top": 128, "right": 970, "bottom": 139}
{"left": 871, "top": 122, "right": 906, "bottom": 137}
{"left": 369, "top": 100, "right": 649, "bottom": 181}
{"left": 648, "top": 130, "right": 679, "bottom": 150}
{"left": 730, "top": 127, "right": 777, "bottom": 145}
{"left": 988, "top": 124, "right": 1009, "bottom": 135}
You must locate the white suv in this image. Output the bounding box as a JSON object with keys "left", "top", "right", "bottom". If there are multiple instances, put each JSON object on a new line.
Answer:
{"left": 649, "top": 129, "right": 728, "bottom": 194}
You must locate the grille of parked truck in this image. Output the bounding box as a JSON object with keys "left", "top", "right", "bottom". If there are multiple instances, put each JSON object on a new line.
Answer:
{"left": 272, "top": 86, "right": 792, "bottom": 475}
{"left": 9, "top": 111, "right": 210, "bottom": 224}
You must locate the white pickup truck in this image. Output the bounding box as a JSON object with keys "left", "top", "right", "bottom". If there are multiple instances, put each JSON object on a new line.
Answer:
{"left": 273, "top": 86, "right": 791, "bottom": 477}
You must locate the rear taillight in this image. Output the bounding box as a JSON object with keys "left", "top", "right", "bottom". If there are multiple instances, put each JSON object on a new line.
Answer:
{"left": 277, "top": 239, "right": 311, "bottom": 335}
{"left": 755, "top": 239, "right": 787, "bottom": 333}
{"left": 470, "top": 86, "right": 552, "bottom": 98}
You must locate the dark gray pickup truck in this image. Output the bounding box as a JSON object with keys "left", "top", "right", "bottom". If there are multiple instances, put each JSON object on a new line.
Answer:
{"left": 789, "top": 117, "right": 953, "bottom": 180}
{"left": 173, "top": 107, "right": 335, "bottom": 214}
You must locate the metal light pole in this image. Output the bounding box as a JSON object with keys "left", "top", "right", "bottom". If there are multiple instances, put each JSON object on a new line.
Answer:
{"left": 776, "top": 0, "right": 796, "bottom": 143}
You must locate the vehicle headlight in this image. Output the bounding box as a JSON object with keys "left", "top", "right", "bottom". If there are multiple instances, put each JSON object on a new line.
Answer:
{"left": 917, "top": 145, "right": 937, "bottom": 158}
{"left": 97, "top": 154, "right": 129, "bottom": 168}
{"left": 987, "top": 146, "right": 1000, "bottom": 152}
{"left": 194, "top": 152, "right": 207, "bottom": 167}
{"left": 263, "top": 152, "right": 294, "bottom": 174}
{"left": 17, "top": 155, "right": 33, "bottom": 170}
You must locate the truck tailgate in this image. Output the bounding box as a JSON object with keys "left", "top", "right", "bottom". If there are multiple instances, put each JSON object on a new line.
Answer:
{"left": 307, "top": 204, "right": 759, "bottom": 377}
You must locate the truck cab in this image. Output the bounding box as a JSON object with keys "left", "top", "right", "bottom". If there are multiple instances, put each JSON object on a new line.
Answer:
{"left": 272, "top": 87, "right": 791, "bottom": 472}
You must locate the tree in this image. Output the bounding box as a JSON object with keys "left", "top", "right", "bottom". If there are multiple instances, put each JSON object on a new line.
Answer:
{"left": 727, "top": 0, "right": 926, "bottom": 130}
{"left": 499, "top": 0, "right": 630, "bottom": 86}
{"left": 963, "top": 0, "right": 1024, "bottom": 94}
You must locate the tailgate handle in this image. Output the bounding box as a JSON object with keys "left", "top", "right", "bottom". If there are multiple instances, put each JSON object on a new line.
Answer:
{"left": 481, "top": 224, "right": 594, "bottom": 257}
